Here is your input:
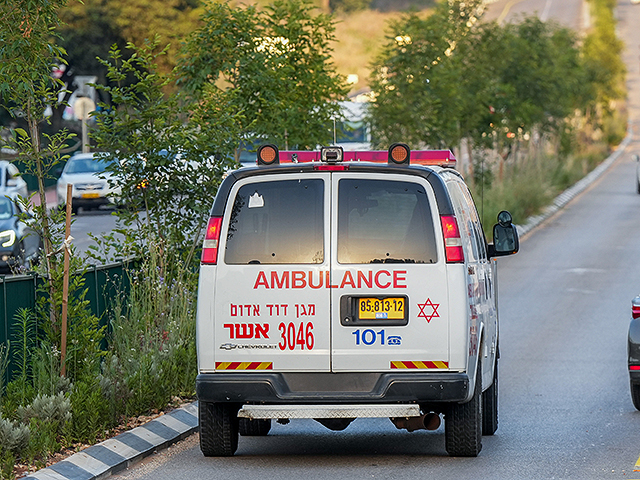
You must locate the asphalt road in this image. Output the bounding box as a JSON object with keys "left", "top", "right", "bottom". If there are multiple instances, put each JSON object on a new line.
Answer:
{"left": 83, "top": 2, "right": 640, "bottom": 479}
{"left": 482, "top": 0, "right": 588, "bottom": 29}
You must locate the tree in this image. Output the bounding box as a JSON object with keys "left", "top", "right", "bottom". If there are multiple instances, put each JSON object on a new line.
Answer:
{"left": 368, "top": 0, "right": 486, "bottom": 149}
{"left": 89, "top": 39, "right": 243, "bottom": 269}
{"left": 179, "top": 0, "right": 349, "bottom": 153}
{"left": 0, "top": 0, "right": 71, "bottom": 301}
{"left": 58, "top": 0, "right": 203, "bottom": 78}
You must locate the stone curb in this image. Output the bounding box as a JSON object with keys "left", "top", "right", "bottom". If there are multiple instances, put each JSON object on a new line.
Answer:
{"left": 23, "top": 402, "right": 198, "bottom": 480}
{"left": 515, "top": 124, "right": 635, "bottom": 238}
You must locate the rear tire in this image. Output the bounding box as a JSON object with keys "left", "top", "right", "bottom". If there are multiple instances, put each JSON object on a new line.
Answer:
{"left": 445, "top": 357, "right": 482, "bottom": 457}
{"left": 482, "top": 359, "right": 498, "bottom": 435}
{"left": 199, "top": 401, "right": 240, "bottom": 456}
{"left": 631, "top": 382, "right": 640, "bottom": 411}
{"left": 239, "top": 418, "right": 271, "bottom": 436}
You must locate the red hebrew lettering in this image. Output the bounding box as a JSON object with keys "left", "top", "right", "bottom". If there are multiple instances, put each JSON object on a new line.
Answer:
{"left": 223, "top": 324, "right": 235, "bottom": 339}
{"left": 255, "top": 324, "right": 269, "bottom": 339}
{"left": 235, "top": 324, "right": 254, "bottom": 339}
{"left": 309, "top": 304, "right": 315, "bottom": 316}
{"left": 230, "top": 304, "right": 238, "bottom": 316}
{"left": 253, "top": 305, "right": 260, "bottom": 316}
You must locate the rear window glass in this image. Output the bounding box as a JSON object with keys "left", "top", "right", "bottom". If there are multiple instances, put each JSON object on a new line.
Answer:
{"left": 338, "top": 179, "right": 437, "bottom": 264}
{"left": 225, "top": 179, "right": 324, "bottom": 264}
{"left": 65, "top": 156, "right": 109, "bottom": 174}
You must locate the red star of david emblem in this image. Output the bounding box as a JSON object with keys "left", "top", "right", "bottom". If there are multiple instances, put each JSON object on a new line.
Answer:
{"left": 417, "top": 298, "right": 440, "bottom": 323}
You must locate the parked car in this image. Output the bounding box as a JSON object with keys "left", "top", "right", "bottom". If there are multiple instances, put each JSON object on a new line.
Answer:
{"left": 0, "top": 195, "right": 42, "bottom": 272}
{"left": 0, "top": 161, "right": 28, "bottom": 200}
{"left": 196, "top": 143, "right": 519, "bottom": 457}
{"left": 628, "top": 295, "right": 640, "bottom": 409}
{"left": 56, "top": 153, "right": 120, "bottom": 213}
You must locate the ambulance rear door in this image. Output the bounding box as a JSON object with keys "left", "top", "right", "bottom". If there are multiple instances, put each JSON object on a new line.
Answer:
{"left": 213, "top": 173, "right": 332, "bottom": 372}
{"left": 330, "top": 173, "right": 450, "bottom": 372}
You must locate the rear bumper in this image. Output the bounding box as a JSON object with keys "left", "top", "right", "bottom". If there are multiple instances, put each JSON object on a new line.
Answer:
{"left": 196, "top": 371, "right": 469, "bottom": 405}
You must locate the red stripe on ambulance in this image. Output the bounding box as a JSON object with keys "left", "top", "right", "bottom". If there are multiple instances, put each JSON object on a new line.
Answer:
{"left": 215, "top": 362, "right": 273, "bottom": 370}
{"left": 390, "top": 361, "right": 449, "bottom": 369}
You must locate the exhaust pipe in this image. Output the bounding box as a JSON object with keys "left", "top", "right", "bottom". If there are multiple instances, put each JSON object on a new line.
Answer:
{"left": 391, "top": 412, "right": 441, "bottom": 432}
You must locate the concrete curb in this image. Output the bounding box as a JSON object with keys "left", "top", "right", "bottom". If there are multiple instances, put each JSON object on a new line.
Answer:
{"left": 23, "top": 402, "right": 198, "bottom": 480}
{"left": 515, "top": 124, "right": 635, "bottom": 238}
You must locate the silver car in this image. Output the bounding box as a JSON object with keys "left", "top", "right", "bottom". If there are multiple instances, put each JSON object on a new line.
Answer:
{"left": 56, "top": 153, "right": 120, "bottom": 213}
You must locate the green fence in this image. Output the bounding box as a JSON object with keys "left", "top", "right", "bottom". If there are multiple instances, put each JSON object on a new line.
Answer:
{"left": 0, "top": 262, "right": 132, "bottom": 377}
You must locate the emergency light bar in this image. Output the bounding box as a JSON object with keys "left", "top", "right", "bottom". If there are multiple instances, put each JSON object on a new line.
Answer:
{"left": 255, "top": 143, "right": 456, "bottom": 168}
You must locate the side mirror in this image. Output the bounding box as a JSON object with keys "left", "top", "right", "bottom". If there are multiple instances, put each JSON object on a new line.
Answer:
{"left": 6, "top": 179, "right": 18, "bottom": 187}
{"left": 488, "top": 210, "right": 519, "bottom": 258}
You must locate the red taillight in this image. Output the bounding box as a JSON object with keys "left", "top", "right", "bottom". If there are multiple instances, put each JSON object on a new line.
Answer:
{"left": 440, "top": 215, "right": 464, "bottom": 263}
{"left": 630, "top": 366, "right": 640, "bottom": 371}
{"left": 633, "top": 304, "right": 640, "bottom": 319}
{"left": 201, "top": 216, "right": 222, "bottom": 265}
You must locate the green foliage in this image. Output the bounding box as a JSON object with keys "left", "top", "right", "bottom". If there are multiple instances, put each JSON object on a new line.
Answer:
{"left": 583, "top": 0, "right": 626, "bottom": 110}
{"left": 59, "top": 0, "right": 203, "bottom": 78}
{"left": 100, "top": 248, "right": 197, "bottom": 419}
{"left": 36, "top": 257, "right": 106, "bottom": 381}
{"left": 90, "top": 38, "right": 242, "bottom": 269}
{"left": 179, "top": 0, "right": 350, "bottom": 150}
{"left": 0, "top": 0, "right": 68, "bottom": 122}
{"left": 368, "top": 0, "right": 486, "bottom": 148}
{"left": 369, "top": 4, "right": 592, "bottom": 151}
{"left": 10, "top": 309, "right": 37, "bottom": 406}
{"left": 330, "top": 0, "right": 371, "bottom": 13}
{"left": 0, "top": 417, "right": 29, "bottom": 458}
{"left": 0, "top": 345, "right": 8, "bottom": 403}
{"left": 68, "top": 378, "right": 110, "bottom": 443}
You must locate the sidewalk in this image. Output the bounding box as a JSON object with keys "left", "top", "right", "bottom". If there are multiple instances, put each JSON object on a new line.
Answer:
{"left": 29, "top": 186, "right": 58, "bottom": 209}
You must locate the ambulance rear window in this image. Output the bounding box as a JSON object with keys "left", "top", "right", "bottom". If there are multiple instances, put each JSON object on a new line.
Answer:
{"left": 337, "top": 179, "right": 437, "bottom": 264}
{"left": 225, "top": 179, "right": 324, "bottom": 264}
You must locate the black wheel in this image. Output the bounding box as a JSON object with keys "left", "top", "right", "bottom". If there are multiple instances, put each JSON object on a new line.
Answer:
{"left": 482, "top": 359, "right": 498, "bottom": 435}
{"left": 631, "top": 382, "right": 640, "bottom": 410}
{"left": 199, "top": 401, "right": 240, "bottom": 456}
{"left": 445, "top": 357, "right": 482, "bottom": 457}
{"left": 239, "top": 418, "right": 271, "bottom": 436}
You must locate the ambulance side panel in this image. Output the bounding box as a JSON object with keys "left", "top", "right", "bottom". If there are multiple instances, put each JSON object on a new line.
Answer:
{"left": 196, "top": 265, "right": 217, "bottom": 372}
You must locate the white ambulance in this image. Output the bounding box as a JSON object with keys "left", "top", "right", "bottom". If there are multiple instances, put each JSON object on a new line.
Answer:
{"left": 196, "top": 144, "right": 519, "bottom": 457}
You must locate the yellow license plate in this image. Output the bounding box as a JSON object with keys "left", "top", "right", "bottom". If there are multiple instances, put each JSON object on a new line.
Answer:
{"left": 358, "top": 297, "right": 405, "bottom": 320}
{"left": 81, "top": 193, "right": 100, "bottom": 199}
